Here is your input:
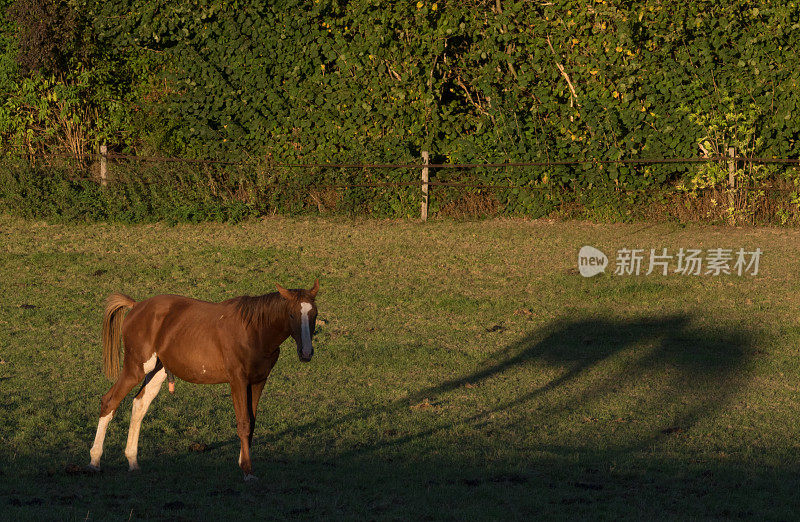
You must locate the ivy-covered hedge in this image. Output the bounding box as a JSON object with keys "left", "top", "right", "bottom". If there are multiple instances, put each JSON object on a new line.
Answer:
{"left": 1, "top": 0, "right": 799, "bottom": 220}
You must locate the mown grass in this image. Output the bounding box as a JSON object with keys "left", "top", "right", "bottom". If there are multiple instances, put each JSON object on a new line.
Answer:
{"left": 1, "top": 215, "right": 799, "bottom": 520}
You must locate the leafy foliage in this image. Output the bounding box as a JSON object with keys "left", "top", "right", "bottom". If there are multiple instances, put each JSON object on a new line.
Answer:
{"left": 1, "top": 0, "right": 799, "bottom": 219}
{"left": 5, "top": 0, "right": 83, "bottom": 76}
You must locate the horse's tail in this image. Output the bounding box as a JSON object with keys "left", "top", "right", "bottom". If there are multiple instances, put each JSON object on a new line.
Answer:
{"left": 102, "top": 293, "right": 136, "bottom": 380}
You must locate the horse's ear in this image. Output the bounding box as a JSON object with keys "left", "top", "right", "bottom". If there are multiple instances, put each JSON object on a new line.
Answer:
{"left": 276, "top": 283, "right": 293, "bottom": 300}
{"left": 309, "top": 279, "right": 319, "bottom": 298}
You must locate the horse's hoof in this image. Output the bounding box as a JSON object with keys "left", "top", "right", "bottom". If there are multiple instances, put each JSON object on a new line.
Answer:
{"left": 85, "top": 464, "right": 101, "bottom": 473}
{"left": 128, "top": 464, "right": 140, "bottom": 472}
{"left": 243, "top": 473, "right": 258, "bottom": 482}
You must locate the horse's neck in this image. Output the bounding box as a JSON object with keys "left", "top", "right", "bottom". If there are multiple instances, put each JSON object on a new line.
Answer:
{"left": 241, "top": 294, "right": 291, "bottom": 348}
{"left": 254, "top": 324, "right": 289, "bottom": 352}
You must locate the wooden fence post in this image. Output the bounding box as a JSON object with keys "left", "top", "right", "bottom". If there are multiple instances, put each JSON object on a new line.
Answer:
{"left": 421, "top": 150, "right": 429, "bottom": 222}
{"left": 100, "top": 144, "right": 108, "bottom": 187}
{"left": 727, "top": 147, "right": 736, "bottom": 225}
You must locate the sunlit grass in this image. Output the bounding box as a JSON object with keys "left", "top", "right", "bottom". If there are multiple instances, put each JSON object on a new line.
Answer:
{"left": 1, "top": 215, "right": 799, "bottom": 519}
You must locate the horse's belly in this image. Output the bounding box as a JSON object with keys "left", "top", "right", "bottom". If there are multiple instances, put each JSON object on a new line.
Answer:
{"left": 156, "top": 329, "right": 230, "bottom": 384}
{"left": 160, "top": 351, "right": 228, "bottom": 384}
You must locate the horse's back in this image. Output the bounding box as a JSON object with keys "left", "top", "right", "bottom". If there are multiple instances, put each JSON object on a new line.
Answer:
{"left": 125, "top": 294, "right": 210, "bottom": 328}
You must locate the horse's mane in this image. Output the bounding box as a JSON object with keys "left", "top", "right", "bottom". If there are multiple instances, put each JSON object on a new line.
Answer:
{"left": 233, "top": 292, "right": 286, "bottom": 329}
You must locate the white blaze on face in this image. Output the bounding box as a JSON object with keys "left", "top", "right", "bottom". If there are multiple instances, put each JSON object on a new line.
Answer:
{"left": 300, "top": 302, "right": 313, "bottom": 358}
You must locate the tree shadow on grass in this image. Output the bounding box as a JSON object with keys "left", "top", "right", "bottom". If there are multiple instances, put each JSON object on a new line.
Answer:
{"left": 264, "top": 312, "right": 758, "bottom": 464}
{"left": 380, "top": 312, "right": 758, "bottom": 459}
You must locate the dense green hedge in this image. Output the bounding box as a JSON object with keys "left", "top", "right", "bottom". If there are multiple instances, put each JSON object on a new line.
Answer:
{"left": 1, "top": 1, "right": 799, "bottom": 220}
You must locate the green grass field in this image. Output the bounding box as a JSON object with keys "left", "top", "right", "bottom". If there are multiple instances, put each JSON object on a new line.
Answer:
{"left": 1, "top": 215, "right": 799, "bottom": 520}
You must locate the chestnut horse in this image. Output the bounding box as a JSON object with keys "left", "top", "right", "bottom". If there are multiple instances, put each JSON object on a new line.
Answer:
{"left": 88, "top": 281, "right": 319, "bottom": 481}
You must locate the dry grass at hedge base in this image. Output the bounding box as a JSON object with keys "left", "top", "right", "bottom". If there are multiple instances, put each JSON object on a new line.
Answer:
{"left": 308, "top": 187, "right": 343, "bottom": 213}
{"left": 438, "top": 190, "right": 501, "bottom": 218}
{"left": 652, "top": 184, "right": 800, "bottom": 227}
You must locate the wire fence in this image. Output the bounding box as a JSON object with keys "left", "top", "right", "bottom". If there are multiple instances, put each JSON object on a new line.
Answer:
{"left": 11, "top": 150, "right": 799, "bottom": 194}
{"left": 5, "top": 150, "right": 799, "bottom": 223}
{"left": 18, "top": 151, "right": 800, "bottom": 168}
{"left": 12, "top": 152, "right": 800, "bottom": 187}
{"left": 7, "top": 152, "right": 800, "bottom": 192}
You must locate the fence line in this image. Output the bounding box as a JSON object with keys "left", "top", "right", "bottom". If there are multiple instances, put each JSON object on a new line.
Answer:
{"left": 24, "top": 174, "right": 798, "bottom": 194}
{"left": 6, "top": 149, "right": 799, "bottom": 220}
{"left": 9, "top": 151, "right": 800, "bottom": 168}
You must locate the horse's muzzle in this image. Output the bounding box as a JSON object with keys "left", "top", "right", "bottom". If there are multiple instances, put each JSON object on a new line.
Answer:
{"left": 298, "top": 346, "right": 313, "bottom": 362}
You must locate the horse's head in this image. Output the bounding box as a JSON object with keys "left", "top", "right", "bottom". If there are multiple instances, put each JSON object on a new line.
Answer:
{"left": 276, "top": 280, "right": 319, "bottom": 362}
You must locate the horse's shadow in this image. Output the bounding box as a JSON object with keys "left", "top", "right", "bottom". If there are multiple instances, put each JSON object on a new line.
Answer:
{"left": 265, "top": 312, "right": 756, "bottom": 461}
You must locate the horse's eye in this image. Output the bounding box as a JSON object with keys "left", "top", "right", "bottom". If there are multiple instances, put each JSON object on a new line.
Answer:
{"left": 289, "top": 313, "right": 295, "bottom": 320}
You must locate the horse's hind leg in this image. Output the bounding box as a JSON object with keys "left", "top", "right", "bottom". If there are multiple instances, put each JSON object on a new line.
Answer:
{"left": 88, "top": 364, "right": 144, "bottom": 470}
{"left": 125, "top": 366, "right": 167, "bottom": 470}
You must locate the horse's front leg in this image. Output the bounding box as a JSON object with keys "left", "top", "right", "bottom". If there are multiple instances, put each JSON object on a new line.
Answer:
{"left": 230, "top": 378, "right": 256, "bottom": 481}
{"left": 240, "top": 379, "right": 268, "bottom": 464}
